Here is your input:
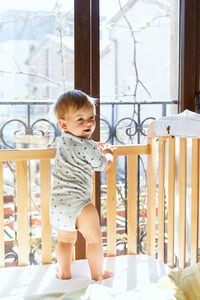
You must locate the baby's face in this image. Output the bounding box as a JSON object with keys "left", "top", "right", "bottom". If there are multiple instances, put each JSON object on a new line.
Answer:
{"left": 60, "top": 105, "right": 96, "bottom": 139}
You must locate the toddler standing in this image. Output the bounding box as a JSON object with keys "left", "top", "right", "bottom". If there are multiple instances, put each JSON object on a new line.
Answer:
{"left": 50, "top": 89, "right": 116, "bottom": 281}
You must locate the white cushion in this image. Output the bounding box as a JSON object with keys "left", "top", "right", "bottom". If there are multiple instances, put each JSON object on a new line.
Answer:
{"left": 154, "top": 110, "right": 200, "bottom": 138}
{"left": 0, "top": 255, "right": 171, "bottom": 297}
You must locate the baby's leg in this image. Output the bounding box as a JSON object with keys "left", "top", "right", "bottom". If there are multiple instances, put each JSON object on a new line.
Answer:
{"left": 76, "top": 203, "right": 113, "bottom": 281}
{"left": 56, "top": 229, "right": 77, "bottom": 280}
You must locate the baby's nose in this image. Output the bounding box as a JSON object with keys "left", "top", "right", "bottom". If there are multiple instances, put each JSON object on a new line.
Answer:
{"left": 86, "top": 119, "right": 92, "bottom": 125}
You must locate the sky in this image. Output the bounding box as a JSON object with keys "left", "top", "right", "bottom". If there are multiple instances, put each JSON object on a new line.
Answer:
{"left": 0, "top": 0, "right": 128, "bottom": 18}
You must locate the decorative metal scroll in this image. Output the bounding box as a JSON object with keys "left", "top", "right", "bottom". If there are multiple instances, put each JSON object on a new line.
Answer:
{"left": 0, "top": 118, "right": 59, "bottom": 149}
{"left": 0, "top": 116, "right": 155, "bottom": 149}
{"left": 100, "top": 116, "right": 155, "bottom": 144}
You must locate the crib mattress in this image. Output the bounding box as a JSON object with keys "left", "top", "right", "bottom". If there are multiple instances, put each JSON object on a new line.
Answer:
{"left": 0, "top": 255, "right": 171, "bottom": 298}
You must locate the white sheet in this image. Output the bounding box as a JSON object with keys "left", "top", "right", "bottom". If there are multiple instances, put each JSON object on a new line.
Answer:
{"left": 154, "top": 109, "right": 200, "bottom": 138}
{"left": 0, "top": 255, "right": 171, "bottom": 298}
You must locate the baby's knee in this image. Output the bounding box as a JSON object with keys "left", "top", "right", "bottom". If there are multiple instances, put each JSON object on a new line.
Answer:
{"left": 57, "top": 230, "right": 77, "bottom": 245}
{"left": 58, "top": 237, "right": 76, "bottom": 245}
{"left": 84, "top": 232, "right": 102, "bottom": 245}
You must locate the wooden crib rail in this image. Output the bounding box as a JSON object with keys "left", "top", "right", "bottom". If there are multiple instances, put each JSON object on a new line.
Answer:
{"left": 147, "top": 122, "right": 200, "bottom": 268}
{"left": 0, "top": 149, "right": 56, "bottom": 267}
{"left": 106, "top": 145, "right": 151, "bottom": 256}
{"left": 0, "top": 148, "right": 56, "bottom": 161}
{"left": 0, "top": 127, "right": 199, "bottom": 269}
{"left": 0, "top": 145, "right": 150, "bottom": 267}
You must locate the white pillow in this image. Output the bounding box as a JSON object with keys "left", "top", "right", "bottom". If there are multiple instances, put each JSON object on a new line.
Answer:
{"left": 154, "top": 110, "right": 200, "bottom": 138}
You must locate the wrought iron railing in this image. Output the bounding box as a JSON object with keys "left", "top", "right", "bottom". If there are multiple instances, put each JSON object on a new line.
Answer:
{"left": 0, "top": 100, "right": 178, "bottom": 149}
{"left": 0, "top": 100, "right": 57, "bottom": 149}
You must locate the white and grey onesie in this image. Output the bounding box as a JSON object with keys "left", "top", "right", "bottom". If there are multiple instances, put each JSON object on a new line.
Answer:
{"left": 50, "top": 132, "right": 108, "bottom": 231}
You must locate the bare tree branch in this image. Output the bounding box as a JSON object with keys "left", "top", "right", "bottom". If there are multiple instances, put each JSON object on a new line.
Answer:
{"left": 54, "top": 1, "right": 66, "bottom": 91}
{"left": 0, "top": 10, "right": 73, "bottom": 27}
{"left": 0, "top": 51, "right": 22, "bottom": 71}
{"left": 117, "top": 0, "right": 151, "bottom": 102}
{"left": 0, "top": 69, "right": 63, "bottom": 87}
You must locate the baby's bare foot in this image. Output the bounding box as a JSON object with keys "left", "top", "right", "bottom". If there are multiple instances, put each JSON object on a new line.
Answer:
{"left": 56, "top": 269, "right": 71, "bottom": 280}
{"left": 96, "top": 270, "right": 113, "bottom": 281}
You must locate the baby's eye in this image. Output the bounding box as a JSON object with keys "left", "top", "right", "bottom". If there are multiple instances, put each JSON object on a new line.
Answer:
{"left": 77, "top": 118, "right": 83, "bottom": 121}
{"left": 90, "top": 115, "right": 96, "bottom": 120}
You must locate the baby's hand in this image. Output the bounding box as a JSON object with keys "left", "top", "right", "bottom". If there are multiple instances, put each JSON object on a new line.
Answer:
{"left": 98, "top": 142, "right": 117, "bottom": 155}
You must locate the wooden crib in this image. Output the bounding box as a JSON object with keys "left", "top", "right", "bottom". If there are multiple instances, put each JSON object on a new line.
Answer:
{"left": 0, "top": 121, "right": 199, "bottom": 296}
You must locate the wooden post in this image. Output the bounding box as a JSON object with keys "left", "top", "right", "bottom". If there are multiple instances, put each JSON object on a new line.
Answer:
{"left": 178, "top": 138, "right": 187, "bottom": 268}
{"left": 147, "top": 122, "right": 156, "bottom": 257}
{"left": 0, "top": 162, "right": 5, "bottom": 267}
{"left": 167, "top": 137, "right": 175, "bottom": 268}
{"left": 16, "top": 161, "right": 29, "bottom": 266}
{"left": 40, "top": 159, "right": 52, "bottom": 264}
{"left": 158, "top": 138, "right": 165, "bottom": 262}
{"left": 107, "top": 157, "right": 117, "bottom": 256}
{"left": 127, "top": 154, "right": 137, "bottom": 254}
{"left": 191, "top": 139, "right": 199, "bottom": 265}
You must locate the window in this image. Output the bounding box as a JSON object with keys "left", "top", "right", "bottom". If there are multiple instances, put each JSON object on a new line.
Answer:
{"left": 100, "top": 0, "right": 179, "bottom": 145}
{"left": 0, "top": 0, "right": 74, "bottom": 149}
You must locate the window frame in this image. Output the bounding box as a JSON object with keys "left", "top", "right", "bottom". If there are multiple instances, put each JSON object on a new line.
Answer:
{"left": 179, "top": 0, "right": 200, "bottom": 112}
{"left": 74, "top": 0, "right": 100, "bottom": 259}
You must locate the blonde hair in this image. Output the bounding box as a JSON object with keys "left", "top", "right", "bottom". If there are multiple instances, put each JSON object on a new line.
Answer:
{"left": 53, "top": 90, "right": 96, "bottom": 120}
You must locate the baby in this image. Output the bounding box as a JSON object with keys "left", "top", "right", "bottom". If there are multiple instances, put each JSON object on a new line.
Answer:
{"left": 50, "top": 89, "right": 116, "bottom": 281}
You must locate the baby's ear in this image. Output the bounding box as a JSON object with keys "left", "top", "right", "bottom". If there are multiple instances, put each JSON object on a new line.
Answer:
{"left": 58, "top": 118, "right": 68, "bottom": 130}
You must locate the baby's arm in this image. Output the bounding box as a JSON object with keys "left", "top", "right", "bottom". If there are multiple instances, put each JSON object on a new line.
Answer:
{"left": 81, "top": 140, "right": 117, "bottom": 171}
{"left": 98, "top": 143, "right": 117, "bottom": 170}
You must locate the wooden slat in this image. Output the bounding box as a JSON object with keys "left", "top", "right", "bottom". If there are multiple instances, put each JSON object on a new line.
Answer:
{"left": 147, "top": 138, "right": 156, "bottom": 257}
{"left": 127, "top": 154, "right": 137, "bottom": 254}
{"left": 0, "top": 146, "right": 149, "bottom": 162}
{"left": 0, "top": 162, "right": 5, "bottom": 267}
{"left": 158, "top": 138, "right": 165, "bottom": 262}
{"left": 40, "top": 159, "right": 52, "bottom": 264}
{"left": 191, "top": 139, "right": 199, "bottom": 265}
{"left": 114, "top": 145, "right": 150, "bottom": 156}
{"left": 0, "top": 148, "right": 56, "bottom": 162}
{"left": 107, "top": 156, "right": 117, "bottom": 256}
{"left": 75, "top": 232, "right": 86, "bottom": 260}
{"left": 92, "top": 172, "right": 96, "bottom": 205}
{"left": 167, "top": 137, "right": 175, "bottom": 268}
{"left": 93, "top": 172, "right": 101, "bottom": 215}
{"left": 16, "top": 161, "right": 29, "bottom": 266}
{"left": 178, "top": 138, "right": 187, "bottom": 268}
